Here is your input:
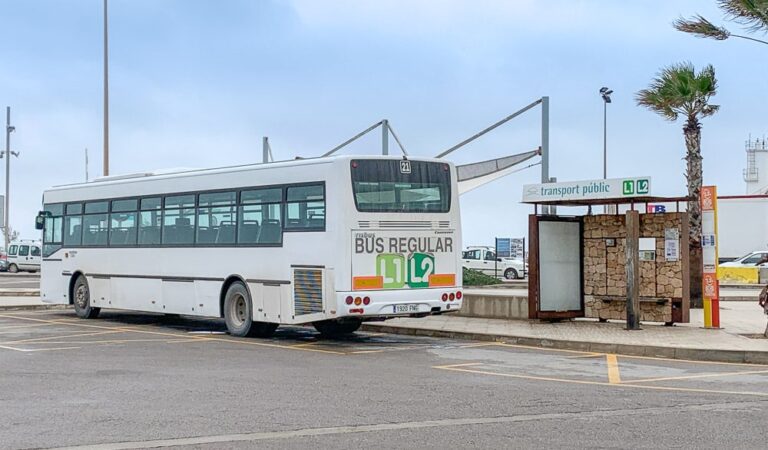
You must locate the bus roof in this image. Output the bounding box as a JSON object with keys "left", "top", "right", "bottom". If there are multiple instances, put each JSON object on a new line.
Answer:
{"left": 44, "top": 154, "right": 453, "bottom": 194}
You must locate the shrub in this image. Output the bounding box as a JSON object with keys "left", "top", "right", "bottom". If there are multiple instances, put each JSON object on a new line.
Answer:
{"left": 462, "top": 267, "right": 502, "bottom": 286}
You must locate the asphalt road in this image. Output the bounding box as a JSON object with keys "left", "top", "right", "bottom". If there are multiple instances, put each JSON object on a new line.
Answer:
{"left": 1, "top": 310, "right": 767, "bottom": 449}
{"left": 0, "top": 273, "right": 40, "bottom": 290}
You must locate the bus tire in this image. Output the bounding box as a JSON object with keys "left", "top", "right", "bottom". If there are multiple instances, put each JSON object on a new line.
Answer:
{"left": 313, "top": 319, "right": 362, "bottom": 337}
{"left": 8, "top": 264, "right": 18, "bottom": 273}
{"left": 73, "top": 275, "right": 100, "bottom": 319}
{"left": 504, "top": 268, "right": 519, "bottom": 280}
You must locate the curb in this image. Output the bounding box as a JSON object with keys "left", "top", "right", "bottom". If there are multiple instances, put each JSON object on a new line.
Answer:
{"left": 721, "top": 284, "right": 764, "bottom": 290}
{"left": 360, "top": 323, "right": 768, "bottom": 365}
{"left": 0, "top": 304, "right": 71, "bottom": 311}
{"left": 0, "top": 291, "right": 40, "bottom": 297}
{"left": 0, "top": 273, "right": 40, "bottom": 279}
{"left": 720, "top": 297, "right": 759, "bottom": 302}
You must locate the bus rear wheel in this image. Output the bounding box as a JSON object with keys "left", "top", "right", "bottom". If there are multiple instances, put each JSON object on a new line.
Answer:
{"left": 223, "top": 282, "right": 278, "bottom": 338}
{"left": 313, "top": 319, "right": 362, "bottom": 337}
{"left": 73, "top": 275, "right": 100, "bottom": 319}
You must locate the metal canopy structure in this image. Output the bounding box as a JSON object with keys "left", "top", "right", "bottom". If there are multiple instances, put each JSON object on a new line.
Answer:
{"left": 456, "top": 149, "right": 540, "bottom": 194}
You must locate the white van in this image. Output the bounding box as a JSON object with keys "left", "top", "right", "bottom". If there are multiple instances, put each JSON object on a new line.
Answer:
{"left": 7, "top": 240, "right": 42, "bottom": 273}
{"left": 462, "top": 246, "right": 526, "bottom": 280}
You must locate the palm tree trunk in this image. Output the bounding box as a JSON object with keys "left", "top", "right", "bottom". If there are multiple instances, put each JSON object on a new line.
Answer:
{"left": 684, "top": 118, "right": 703, "bottom": 308}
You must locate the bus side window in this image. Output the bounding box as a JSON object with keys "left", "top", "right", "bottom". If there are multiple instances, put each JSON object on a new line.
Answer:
{"left": 139, "top": 197, "right": 162, "bottom": 245}
{"left": 285, "top": 184, "right": 325, "bottom": 230}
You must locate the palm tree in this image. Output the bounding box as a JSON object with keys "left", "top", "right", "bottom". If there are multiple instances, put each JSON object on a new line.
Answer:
{"left": 636, "top": 63, "right": 719, "bottom": 308}
{"left": 675, "top": 0, "right": 768, "bottom": 45}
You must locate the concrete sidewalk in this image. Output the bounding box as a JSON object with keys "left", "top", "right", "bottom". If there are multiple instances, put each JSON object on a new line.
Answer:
{"left": 0, "top": 295, "right": 65, "bottom": 310}
{"left": 362, "top": 302, "right": 768, "bottom": 364}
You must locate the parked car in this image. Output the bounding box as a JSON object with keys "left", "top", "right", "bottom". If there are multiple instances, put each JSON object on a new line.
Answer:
{"left": 462, "top": 246, "right": 525, "bottom": 280}
{"left": 6, "top": 239, "right": 42, "bottom": 273}
{"left": 719, "top": 251, "right": 768, "bottom": 268}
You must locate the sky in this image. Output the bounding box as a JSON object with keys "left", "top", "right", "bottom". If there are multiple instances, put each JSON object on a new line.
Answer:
{"left": 1, "top": 0, "right": 766, "bottom": 246}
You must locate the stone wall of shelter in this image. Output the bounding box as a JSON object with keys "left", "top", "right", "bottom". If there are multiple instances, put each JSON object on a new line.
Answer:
{"left": 582, "top": 213, "right": 685, "bottom": 323}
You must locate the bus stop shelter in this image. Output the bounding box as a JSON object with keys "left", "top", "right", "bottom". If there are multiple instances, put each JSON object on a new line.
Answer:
{"left": 523, "top": 177, "right": 691, "bottom": 328}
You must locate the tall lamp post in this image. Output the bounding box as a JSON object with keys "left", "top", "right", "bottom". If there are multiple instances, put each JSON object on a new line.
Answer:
{"left": 599, "top": 87, "right": 613, "bottom": 179}
{"left": 3, "top": 107, "right": 19, "bottom": 249}
{"left": 103, "top": 0, "right": 109, "bottom": 177}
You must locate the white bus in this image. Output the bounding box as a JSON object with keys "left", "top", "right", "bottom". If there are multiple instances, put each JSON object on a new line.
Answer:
{"left": 37, "top": 156, "right": 463, "bottom": 337}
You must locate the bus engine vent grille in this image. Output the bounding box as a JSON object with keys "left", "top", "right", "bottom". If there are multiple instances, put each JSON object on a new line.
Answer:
{"left": 358, "top": 221, "right": 450, "bottom": 229}
{"left": 293, "top": 269, "right": 323, "bottom": 315}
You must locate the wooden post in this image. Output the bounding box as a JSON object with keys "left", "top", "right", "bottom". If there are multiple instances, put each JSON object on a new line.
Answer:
{"left": 625, "top": 210, "right": 641, "bottom": 330}
{"left": 527, "top": 214, "right": 540, "bottom": 319}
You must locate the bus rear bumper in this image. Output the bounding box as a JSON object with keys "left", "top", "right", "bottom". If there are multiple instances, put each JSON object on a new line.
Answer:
{"left": 333, "top": 288, "right": 463, "bottom": 319}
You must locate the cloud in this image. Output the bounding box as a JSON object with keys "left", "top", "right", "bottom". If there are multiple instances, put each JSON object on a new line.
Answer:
{"left": 283, "top": 0, "right": 701, "bottom": 41}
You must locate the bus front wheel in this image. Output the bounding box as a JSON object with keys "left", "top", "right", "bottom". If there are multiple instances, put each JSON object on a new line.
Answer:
{"left": 73, "top": 275, "right": 100, "bottom": 319}
{"left": 313, "top": 319, "right": 362, "bottom": 337}
{"left": 223, "top": 282, "right": 278, "bottom": 338}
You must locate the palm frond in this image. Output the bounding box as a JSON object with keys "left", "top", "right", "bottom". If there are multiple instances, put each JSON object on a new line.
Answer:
{"left": 636, "top": 62, "right": 719, "bottom": 123}
{"left": 674, "top": 15, "right": 731, "bottom": 39}
{"left": 718, "top": 0, "right": 768, "bottom": 32}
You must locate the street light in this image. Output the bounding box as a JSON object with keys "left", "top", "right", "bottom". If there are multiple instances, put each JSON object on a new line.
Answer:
{"left": 3, "top": 106, "right": 20, "bottom": 249}
{"left": 599, "top": 87, "right": 612, "bottom": 180}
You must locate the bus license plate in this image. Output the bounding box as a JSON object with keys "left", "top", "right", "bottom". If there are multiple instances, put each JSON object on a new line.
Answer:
{"left": 393, "top": 304, "right": 419, "bottom": 313}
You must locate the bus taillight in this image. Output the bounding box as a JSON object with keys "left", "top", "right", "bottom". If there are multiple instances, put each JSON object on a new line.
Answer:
{"left": 456, "top": 291, "right": 462, "bottom": 300}
{"left": 441, "top": 293, "right": 448, "bottom": 302}
{"left": 363, "top": 296, "right": 370, "bottom": 305}
{"left": 345, "top": 296, "right": 354, "bottom": 305}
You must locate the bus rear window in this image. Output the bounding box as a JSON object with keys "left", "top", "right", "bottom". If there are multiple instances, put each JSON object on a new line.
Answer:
{"left": 351, "top": 160, "right": 451, "bottom": 213}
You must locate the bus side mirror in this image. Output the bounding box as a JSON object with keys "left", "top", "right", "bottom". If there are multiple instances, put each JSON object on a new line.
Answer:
{"left": 35, "top": 211, "right": 46, "bottom": 230}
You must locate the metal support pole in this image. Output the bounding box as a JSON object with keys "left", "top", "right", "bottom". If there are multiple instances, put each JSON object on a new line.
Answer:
{"left": 541, "top": 96, "right": 549, "bottom": 183}
{"left": 4, "top": 107, "right": 11, "bottom": 249}
{"left": 603, "top": 101, "right": 607, "bottom": 179}
{"left": 103, "top": 0, "right": 110, "bottom": 177}
{"left": 436, "top": 98, "right": 543, "bottom": 159}
{"left": 85, "top": 148, "right": 89, "bottom": 182}
{"left": 382, "top": 119, "right": 389, "bottom": 156}
{"left": 540, "top": 96, "right": 550, "bottom": 215}
{"left": 322, "top": 120, "right": 383, "bottom": 157}
{"left": 262, "top": 137, "right": 270, "bottom": 163}
{"left": 625, "top": 209, "right": 641, "bottom": 330}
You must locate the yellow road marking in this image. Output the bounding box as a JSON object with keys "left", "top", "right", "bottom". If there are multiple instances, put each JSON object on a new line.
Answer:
{"left": 0, "top": 344, "right": 81, "bottom": 352}
{"left": 616, "top": 353, "right": 768, "bottom": 368}
{"left": 622, "top": 369, "right": 768, "bottom": 384}
{"left": 0, "top": 330, "right": 123, "bottom": 345}
{"left": 0, "top": 323, "right": 55, "bottom": 332}
{"left": 433, "top": 362, "right": 484, "bottom": 369}
{"left": 433, "top": 364, "right": 768, "bottom": 398}
{"left": 457, "top": 343, "right": 501, "bottom": 349}
{"left": 567, "top": 353, "right": 604, "bottom": 359}
{"left": 606, "top": 354, "right": 621, "bottom": 384}
{"left": 0, "top": 314, "right": 345, "bottom": 355}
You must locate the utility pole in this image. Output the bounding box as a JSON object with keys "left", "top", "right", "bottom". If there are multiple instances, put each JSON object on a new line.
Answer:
{"left": 103, "top": 0, "right": 110, "bottom": 176}
{"left": 85, "top": 148, "right": 89, "bottom": 182}
{"left": 4, "top": 107, "right": 18, "bottom": 249}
